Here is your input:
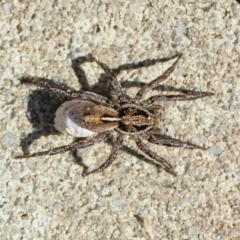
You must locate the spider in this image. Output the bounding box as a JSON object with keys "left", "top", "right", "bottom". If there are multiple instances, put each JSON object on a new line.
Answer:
{"left": 16, "top": 54, "right": 213, "bottom": 176}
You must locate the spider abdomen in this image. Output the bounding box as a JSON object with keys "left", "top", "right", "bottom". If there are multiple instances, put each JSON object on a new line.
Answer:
{"left": 54, "top": 99, "right": 120, "bottom": 137}
{"left": 54, "top": 99, "right": 96, "bottom": 137}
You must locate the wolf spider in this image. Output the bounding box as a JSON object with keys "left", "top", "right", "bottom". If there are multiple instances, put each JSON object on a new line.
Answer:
{"left": 16, "top": 54, "right": 213, "bottom": 176}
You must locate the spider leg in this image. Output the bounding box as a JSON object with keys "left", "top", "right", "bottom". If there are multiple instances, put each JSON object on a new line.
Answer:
{"left": 82, "top": 135, "right": 124, "bottom": 176}
{"left": 19, "top": 77, "right": 112, "bottom": 107}
{"left": 135, "top": 137, "right": 177, "bottom": 176}
{"left": 148, "top": 132, "right": 205, "bottom": 150}
{"left": 15, "top": 132, "right": 111, "bottom": 158}
{"left": 90, "top": 56, "right": 127, "bottom": 103}
{"left": 142, "top": 92, "right": 214, "bottom": 107}
{"left": 135, "top": 54, "right": 182, "bottom": 102}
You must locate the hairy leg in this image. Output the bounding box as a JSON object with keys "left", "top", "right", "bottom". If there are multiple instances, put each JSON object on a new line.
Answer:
{"left": 16, "top": 132, "right": 111, "bottom": 158}
{"left": 82, "top": 135, "right": 124, "bottom": 176}
{"left": 135, "top": 54, "right": 182, "bottom": 102}
{"left": 19, "top": 77, "right": 112, "bottom": 106}
{"left": 90, "top": 56, "right": 127, "bottom": 103}
{"left": 135, "top": 137, "right": 177, "bottom": 176}
{"left": 148, "top": 132, "right": 205, "bottom": 149}
{"left": 142, "top": 92, "right": 214, "bottom": 107}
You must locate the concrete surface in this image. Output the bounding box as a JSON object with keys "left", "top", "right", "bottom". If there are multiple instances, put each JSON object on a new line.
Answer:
{"left": 0, "top": 1, "right": 239, "bottom": 239}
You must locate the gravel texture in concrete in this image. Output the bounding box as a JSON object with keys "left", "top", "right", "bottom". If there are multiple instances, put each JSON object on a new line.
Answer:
{"left": 0, "top": 1, "right": 240, "bottom": 239}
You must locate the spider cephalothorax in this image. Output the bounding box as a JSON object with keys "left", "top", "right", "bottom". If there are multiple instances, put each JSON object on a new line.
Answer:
{"left": 17, "top": 54, "right": 213, "bottom": 176}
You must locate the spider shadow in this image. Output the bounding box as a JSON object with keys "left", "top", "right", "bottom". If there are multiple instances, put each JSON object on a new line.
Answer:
{"left": 121, "top": 145, "right": 168, "bottom": 173}
{"left": 71, "top": 135, "right": 165, "bottom": 174}
{"left": 19, "top": 79, "right": 70, "bottom": 153}
{"left": 72, "top": 54, "right": 188, "bottom": 98}
{"left": 19, "top": 53, "right": 195, "bottom": 160}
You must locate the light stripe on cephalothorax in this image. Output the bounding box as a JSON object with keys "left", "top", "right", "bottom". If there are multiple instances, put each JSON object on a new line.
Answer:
{"left": 101, "top": 117, "right": 121, "bottom": 121}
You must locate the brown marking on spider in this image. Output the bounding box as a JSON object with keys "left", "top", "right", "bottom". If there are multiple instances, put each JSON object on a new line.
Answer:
{"left": 16, "top": 54, "right": 214, "bottom": 176}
